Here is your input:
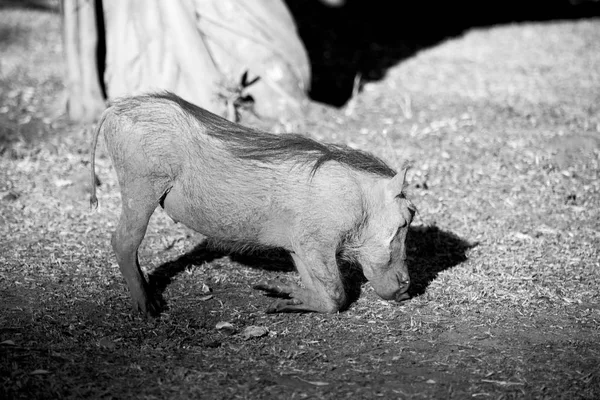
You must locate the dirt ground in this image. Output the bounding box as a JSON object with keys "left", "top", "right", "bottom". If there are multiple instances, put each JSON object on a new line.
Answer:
{"left": 1, "top": 2, "right": 600, "bottom": 399}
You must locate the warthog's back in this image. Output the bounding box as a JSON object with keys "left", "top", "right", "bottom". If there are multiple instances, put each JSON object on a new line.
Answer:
{"left": 98, "top": 92, "right": 397, "bottom": 250}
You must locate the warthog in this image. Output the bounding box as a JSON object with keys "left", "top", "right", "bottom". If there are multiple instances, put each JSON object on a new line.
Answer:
{"left": 91, "top": 92, "right": 415, "bottom": 316}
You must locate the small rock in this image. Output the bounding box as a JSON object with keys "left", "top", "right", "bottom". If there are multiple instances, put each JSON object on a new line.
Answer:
{"left": 98, "top": 337, "right": 117, "bottom": 350}
{"left": 30, "top": 369, "right": 50, "bottom": 375}
{"left": 216, "top": 321, "right": 236, "bottom": 335}
{"left": 241, "top": 325, "right": 269, "bottom": 340}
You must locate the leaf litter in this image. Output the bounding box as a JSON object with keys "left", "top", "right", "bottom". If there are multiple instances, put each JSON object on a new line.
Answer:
{"left": 1, "top": 6, "right": 600, "bottom": 400}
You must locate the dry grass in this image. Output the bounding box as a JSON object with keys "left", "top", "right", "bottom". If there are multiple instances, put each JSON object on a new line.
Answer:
{"left": 1, "top": 5, "right": 599, "bottom": 400}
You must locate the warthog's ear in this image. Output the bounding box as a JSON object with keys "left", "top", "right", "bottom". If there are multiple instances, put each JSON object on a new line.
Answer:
{"left": 387, "top": 167, "right": 408, "bottom": 197}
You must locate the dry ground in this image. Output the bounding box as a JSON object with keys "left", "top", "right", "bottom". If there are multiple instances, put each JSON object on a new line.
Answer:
{"left": 1, "top": 4, "right": 599, "bottom": 400}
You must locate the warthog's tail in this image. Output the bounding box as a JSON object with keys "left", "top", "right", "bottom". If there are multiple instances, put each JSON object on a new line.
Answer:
{"left": 90, "top": 110, "right": 110, "bottom": 209}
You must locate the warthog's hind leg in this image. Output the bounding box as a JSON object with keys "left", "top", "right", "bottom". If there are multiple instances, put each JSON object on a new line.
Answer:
{"left": 112, "top": 185, "right": 162, "bottom": 317}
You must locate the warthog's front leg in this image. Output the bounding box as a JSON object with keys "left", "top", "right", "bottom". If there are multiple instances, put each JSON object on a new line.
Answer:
{"left": 254, "top": 251, "right": 346, "bottom": 313}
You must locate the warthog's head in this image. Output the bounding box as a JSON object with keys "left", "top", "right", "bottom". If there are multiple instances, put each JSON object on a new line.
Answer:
{"left": 354, "top": 169, "right": 415, "bottom": 302}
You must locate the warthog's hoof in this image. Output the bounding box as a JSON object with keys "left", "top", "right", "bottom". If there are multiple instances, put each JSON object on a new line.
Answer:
{"left": 265, "top": 298, "right": 304, "bottom": 313}
{"left": 253, "top": 281, "right": 293, "bottom": 298}
{"left": 135, "top": 296, "right": 164, "bottom": 318}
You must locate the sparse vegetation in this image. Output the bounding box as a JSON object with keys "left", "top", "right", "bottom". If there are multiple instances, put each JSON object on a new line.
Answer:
{"left": 1, "top": 4, "right": 599, "bottom": 399}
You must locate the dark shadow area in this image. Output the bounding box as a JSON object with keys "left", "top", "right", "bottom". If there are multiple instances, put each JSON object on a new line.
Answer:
{"left": 149, "top": 225, "right": 475, "bottom": 310}
{"left": 149, "top": 240, "right": 366, "bottom": 311}
{"left": 149, "top": 240, "right": 365, "bottom": 311}
{"left": 148, "top": 241, "right": 295, "bottom": 300}
{"left": 406, "top": 225, "right": 476, "bottom": 297}
{"left": 95, "top": 0, "right": 107, "bottom": 99}
{"left": 150, "top": 239, "right": 365, "bottom": 310}
{"left": 229, "top": 248, "right": 295, "bottom": 273}
{"left": 148, "top": 241, "right": 221, "bottom": 296}
{"left": 286, "top": 0, "right": 600, "bottom": 106}
{"left": 337, "top": 258, "right": 367, "bottom": 309}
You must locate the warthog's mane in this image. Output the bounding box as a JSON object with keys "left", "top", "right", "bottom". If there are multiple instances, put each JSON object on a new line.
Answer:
{"left": 151, "top": 92, "right": 396, "bottom": 177}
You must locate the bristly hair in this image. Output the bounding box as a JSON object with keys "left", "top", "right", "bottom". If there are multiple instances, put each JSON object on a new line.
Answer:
{"left": 151, "top": 91, "right": 396, "bottom": 177}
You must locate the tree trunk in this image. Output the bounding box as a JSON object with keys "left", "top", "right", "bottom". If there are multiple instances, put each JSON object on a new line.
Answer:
{"left": 62, "top": 0, "right": 105, "bottom": 122}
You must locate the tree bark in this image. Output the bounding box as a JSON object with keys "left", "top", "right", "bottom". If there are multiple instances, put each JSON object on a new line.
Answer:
{"left": 62, "top": 0, "right": 105, "bottom": 122}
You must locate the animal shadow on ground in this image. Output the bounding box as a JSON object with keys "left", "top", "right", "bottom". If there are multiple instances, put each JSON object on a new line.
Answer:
{"left": 147, "top": 225, "right": 475, "bottom": 311}
{"left": 337, "top": 225, "right": 476, "bottom": 303}
{"left": 147, "top": 242, "right": 296, "bottom": 308}
{"left": 405, "top": 225, "right": 476, "bottom": 297}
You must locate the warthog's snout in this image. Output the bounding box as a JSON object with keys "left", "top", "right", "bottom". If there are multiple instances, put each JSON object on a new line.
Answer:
{"left": 372, "top": 274, "right": 411, "bottom": 302}
{"left": 394, "top": 286, "right": 411, "bottom": 302}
